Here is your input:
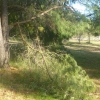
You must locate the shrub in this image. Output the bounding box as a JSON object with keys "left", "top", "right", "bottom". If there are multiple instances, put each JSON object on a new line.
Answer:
{"left": 10, "top": 44, "right": 96, "bottom": 100}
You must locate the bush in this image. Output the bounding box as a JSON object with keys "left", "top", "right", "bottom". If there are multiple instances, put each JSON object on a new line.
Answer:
{"left": 10, "top": 44, "right": 96, "bottom": 100}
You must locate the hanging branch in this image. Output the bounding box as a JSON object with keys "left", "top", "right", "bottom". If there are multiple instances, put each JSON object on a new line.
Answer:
{"left": 9, "top": 5, "right": 76, "bottom": 31}
{"left": 17, "top": 23, "right": 53, "bottom": 81}
{"left": 17, "top": 23, "right": 66, "bottom": 91}
{"left": 36, "top": 31, "right": 54, "bottom": 81}
{"left": 17, "top": 23, "right": 39, "bottom": 52}
{"left": 9, "top": 6, "right": 62, "bottom": 31}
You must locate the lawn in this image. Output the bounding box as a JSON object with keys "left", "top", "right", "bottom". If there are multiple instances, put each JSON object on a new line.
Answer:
{"left": 65, "top": 40, "right": 100, "bottom": 100}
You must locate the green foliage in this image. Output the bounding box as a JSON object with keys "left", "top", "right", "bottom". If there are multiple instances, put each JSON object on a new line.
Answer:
{"left": 1, "top": 0, "right": 97, "bottom": 99}
{"left": 93, "top": 32, "right": 100, "bottom": 36}
{"left": 8, "top": 0, "right": 91, "bottom": 46}
{"left": 10, "top": 43, "right": 96, "bottom": 100}
{"left": 51, "top": 11, "right": 72, "bottom": 38}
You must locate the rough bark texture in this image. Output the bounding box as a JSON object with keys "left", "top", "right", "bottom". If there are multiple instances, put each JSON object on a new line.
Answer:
{"left": 1, "top": 0, "right": 9, "bottom": 67}
{"left": 0, "top": 18, "right": 6, "bottom": 67}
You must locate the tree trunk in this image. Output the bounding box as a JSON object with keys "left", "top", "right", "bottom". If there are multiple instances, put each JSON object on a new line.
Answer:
{"left": 0, "top": 18, "right": 6, "bottom": 67}
{"left": 78, "top": 34, "right": 81, "bottom": 44}
{"left": 88, "top": 33, "right": 90, "bottom": 44}
{"left": 0, "top": 0, "right": 9, "bottom": 67}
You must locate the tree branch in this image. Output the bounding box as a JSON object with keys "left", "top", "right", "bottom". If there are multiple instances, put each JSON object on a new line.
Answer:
{"left": 17, "top": 23, "right": 53, "bottom": 81}
{"left": 9, "top": 6, "right": 62, "bottom": 31}
{"left": 8, "top": 5, "right": 26, "bottom": 10}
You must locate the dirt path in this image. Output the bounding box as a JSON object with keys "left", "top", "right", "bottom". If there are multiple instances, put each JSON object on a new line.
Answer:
{"left": 65, "top": 42, "right": 100, "bottom": 100}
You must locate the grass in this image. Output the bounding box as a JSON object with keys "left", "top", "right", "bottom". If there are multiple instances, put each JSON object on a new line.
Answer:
{"left": 0, "top": 68, "right": 58, "bottom": 100}
{"left": 65, "top": 40, "right": 100, "bottom": 100}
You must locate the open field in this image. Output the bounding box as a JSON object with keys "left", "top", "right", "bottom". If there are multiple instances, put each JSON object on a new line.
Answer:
{"left": 66, "top": 40, "right": 100, "bottom": 100}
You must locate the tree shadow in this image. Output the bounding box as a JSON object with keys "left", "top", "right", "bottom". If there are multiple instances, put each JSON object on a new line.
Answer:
{"left": 65, "top": 43, "right": 100, "bottom": 80}
{"left": 66, "top": 42, "right": 100, "bottom": 52}
{"left": 0, "top": 68, "right": 55, "bottom": 99}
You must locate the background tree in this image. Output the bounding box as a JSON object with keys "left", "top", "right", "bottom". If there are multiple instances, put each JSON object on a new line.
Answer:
{"left": 0, "top": 0, "right": 9, "bottom": 67}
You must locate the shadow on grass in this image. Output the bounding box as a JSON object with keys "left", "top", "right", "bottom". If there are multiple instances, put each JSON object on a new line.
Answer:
{"left": 66, "top": 42, "right": 100, "bottom": 52}
{"left": 0, "top": 68, "right": 56, "bottom": 100}
{"left": 65, "top": 42, "right": 100, "bottom": 79}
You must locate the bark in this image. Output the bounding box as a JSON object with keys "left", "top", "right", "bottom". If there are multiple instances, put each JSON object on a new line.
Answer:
{"left": 0, "top": 0, "right": 9, "bottom": 67}
{"left": 0, "top": 18, "right": 6, "bottom": 67}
